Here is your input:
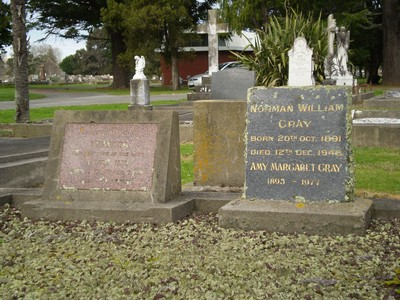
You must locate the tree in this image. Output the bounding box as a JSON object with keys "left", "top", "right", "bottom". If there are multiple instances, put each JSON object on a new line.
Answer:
{"left": 110, "top": 0, "right": 215, "bottom": 90}
{"left": 28, "top": 0, "right": 129, "bottom": 88}
{"left": 382, "top": 0, "right": 400, "bottom": 85}
{"left": 11, "top": 0, "right": 29, "bottom": 122}
{"left": 0, "top": 1, "right": 12, "bottom": 51}
{"left": 82, "top": 28, "right": 112, "bottom": 75}
{"left": 60, "top": 28, "right": 112, "bottom": 75}
{"left": 219, "top": 0, "right": 288, "bottom": 32}
{"left": 30, "top": 44, "right": 62, "bottom": 78}
{"left": 30, "top": 0, "right": 215, "bottom": 89}
{"left": 60, "top": 54, "right": 80, "bottom": 75}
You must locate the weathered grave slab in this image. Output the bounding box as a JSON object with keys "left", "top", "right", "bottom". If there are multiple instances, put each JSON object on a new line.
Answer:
{"left": 44, "top": 110, "right": 181, "bottom": 203}
{"left": 211, "top": 68, "right": 256, "bottom": 100}
{"left": 245, "top": 86, "right": 354, "bottom": 202}
{"left": 21, "top": 110, "right": 190, "bottom": 223}
{"left": 58, "top": 123, "right": 158, "bottom": 192}
{"left": 194, "top": 100, "right": 246, "bottom": 187}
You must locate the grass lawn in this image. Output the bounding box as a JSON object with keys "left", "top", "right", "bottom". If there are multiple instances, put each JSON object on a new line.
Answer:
{"left": 0, "top": 83, "right": 190, "bottom": 102}
{"left": 354, "top": 147, "right": 400, "bottom": 197}
{"left": 0, "top": 100, "right": 186, "bottom": 123}
{"left": 179, "top": 143, "right": 400, "bottom": 198}
{"left": 180, "top": 143, "right": 194, "bottom": 185}
{"left": 93, "top": 85, "right": 191, "bottom": 96}
{"left": 0, "top": 87, "right": 46, "bottom": 102}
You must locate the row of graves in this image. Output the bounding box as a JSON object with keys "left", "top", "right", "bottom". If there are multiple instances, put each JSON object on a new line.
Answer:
{"left": 19, "top": 11, "right": 398, "bottom": 235}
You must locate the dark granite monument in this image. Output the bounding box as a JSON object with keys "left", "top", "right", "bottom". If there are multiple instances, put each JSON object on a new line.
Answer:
{"left": 245, "top": 86, "right": 353, "bottom": 202}
{"left": 220, "top": 86, "right": 373, "bottom": 235}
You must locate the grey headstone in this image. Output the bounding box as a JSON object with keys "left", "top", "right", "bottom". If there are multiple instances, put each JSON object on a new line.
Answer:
{"left": 211, "top": 68, "right": 256, "bottom": 100}
{"left": 245, "top": 86, "right": 354, "bottom": 202}
{"left": 129, "top": 78, "right": 152, "bottom": 110}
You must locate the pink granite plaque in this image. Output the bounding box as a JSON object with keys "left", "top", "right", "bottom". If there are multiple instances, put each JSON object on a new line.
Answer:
{"left": 58, "top": 123, "right": 158, "bottom": 191}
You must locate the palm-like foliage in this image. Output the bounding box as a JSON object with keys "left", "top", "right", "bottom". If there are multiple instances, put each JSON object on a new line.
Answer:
{"left": 233, "top": 10, "right": 327, "bottom": 86}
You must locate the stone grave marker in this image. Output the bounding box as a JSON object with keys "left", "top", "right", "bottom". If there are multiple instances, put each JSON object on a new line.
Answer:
{"left": 245, "top": 86, "right": 352, "bottom": 201}
{"left": 21, "top": 110, "right": 193, "bottom": 223}
{"left": 197, "top": 9, "right": 229, "bottom": 75}
{"left": 187, "top": 9, "right": 228, "bottom": 102}
{"left": 211, "top": 68, "right": 256, "bottom": 100}
{"left": 219, "top": 86, "right": 373, "bottom": 235}
{"left": 288, "top": 37, "right": 314, "bottom": 87}
{"left": 45, "top": 110, "right": 180, "bottom": 203}
{"left": 129, "top": 55, "right": 152, "bottom": 110}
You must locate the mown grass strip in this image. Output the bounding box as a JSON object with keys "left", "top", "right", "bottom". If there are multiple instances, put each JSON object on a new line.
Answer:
{"left": 0, "top": 100, "right": 185, "bottom": 123}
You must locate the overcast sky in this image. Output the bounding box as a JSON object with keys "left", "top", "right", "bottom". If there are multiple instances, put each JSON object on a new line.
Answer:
{"left": 3, "top": 0, "right": 86, "bottom": 60}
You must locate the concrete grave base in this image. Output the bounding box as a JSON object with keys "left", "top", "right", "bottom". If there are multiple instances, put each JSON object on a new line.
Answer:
{"left": 219, "top": 198, "right": 373, "bottom": 235}
{"left": 21, "top": 197, "right": 195, "bottom": 224}
{"left": 352, "top": 124, "right": 400, "bottom": 147}
{"left": 20, "top": 191, "right": 238, "bottom": 224}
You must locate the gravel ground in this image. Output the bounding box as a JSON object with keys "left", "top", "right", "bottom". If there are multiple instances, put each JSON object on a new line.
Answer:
{"left": 1, "top": 204, "right": 399, "bottom": 299}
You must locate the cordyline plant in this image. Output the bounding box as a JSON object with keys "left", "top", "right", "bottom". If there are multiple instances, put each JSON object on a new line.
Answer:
{"left": 232, "top": 10, "right": 328, "bottom": 87}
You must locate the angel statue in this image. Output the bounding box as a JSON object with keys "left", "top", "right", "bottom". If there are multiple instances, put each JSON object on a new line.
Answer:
{"left": 133, "top": 55, "right": 146, "bottom": 79}
{"left": 336, "top": 26, "right": 351, "bottom": 76}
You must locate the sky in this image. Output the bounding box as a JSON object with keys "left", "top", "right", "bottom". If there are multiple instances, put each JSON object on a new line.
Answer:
{"left": 5, "top": 29, "right": 87, "bottom": 60}
{"left": 3, "top": 0, "right": 218, "bottom": 60}
{"left": 3, "top": 0, "right": 86, "bottom": 60}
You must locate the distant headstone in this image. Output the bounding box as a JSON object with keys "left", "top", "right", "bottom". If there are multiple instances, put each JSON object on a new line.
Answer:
{"left": 197, "top": 9, "right": 229, "bottom": 75}
{"left": 385, "top": 90, "right": 400, "bottom": 98}
{"left": 288, "top": 37, "right": 314, "bottom": 87}
{"left": 211, "top": 68, "right": 256, "bottom": 100}
{"left": 187, "top": 76, "right": 212, "bottom": 101}
{"left": 129, "top": 55, "right": 151, "bottom": 110}
{"left": 245, "top": 86, "right": 354, "bottom": 202}
{"left": 39, "top": 65, "right": 46, "bottom": 81}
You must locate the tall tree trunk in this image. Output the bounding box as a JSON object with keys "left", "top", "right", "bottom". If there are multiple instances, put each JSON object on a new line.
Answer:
{"left": 170, "top": 47, "right": 180, "bottom": 91}
{"left": 367, "top": 45, "right": 382, "bottom": 84}
{"left": 11, "top": 0, "right": 29, "bottom": 122}
{"left": 382, "top": 0, "right": 400, "bottom": 85}
{"left": 110, "top": 30, "right": 129, "bottom": 88}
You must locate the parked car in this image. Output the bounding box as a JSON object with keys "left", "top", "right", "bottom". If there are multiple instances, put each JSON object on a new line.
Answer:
{"left": 187, "top": 61, "right": 242, "bottom": 89}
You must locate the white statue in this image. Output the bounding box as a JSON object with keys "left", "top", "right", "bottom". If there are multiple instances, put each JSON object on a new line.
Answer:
{"left": 336, "top": 26, "right": 350, "bottom": 76}
{"left": 133, "top": 55, "right": 146, "bottom": 79}
{"left": 324, "top": 15, "right": 352, "bottom": 83}
{"left": 325, "top": 14, "right": 337, "bottom": 78}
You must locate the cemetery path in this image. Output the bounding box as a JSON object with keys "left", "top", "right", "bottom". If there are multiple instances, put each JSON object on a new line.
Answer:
{"left": 0, "top": 91, "right": 187, "bottom": 110}
{"left": 0, "top": 136, "right": 49, "bottom": 157}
